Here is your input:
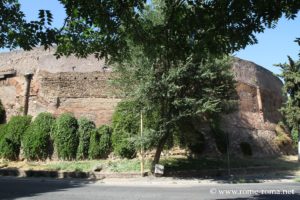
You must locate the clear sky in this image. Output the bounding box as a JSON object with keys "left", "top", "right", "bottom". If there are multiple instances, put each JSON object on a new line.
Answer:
{"left": 12, "top": 1, "right": 300, "bottom": 74}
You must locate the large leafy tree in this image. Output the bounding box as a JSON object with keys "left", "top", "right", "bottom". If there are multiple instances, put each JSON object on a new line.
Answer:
{"left": 0, "top": 0, "right": 56, "bottom": 50}
{"left": 278, "top": 56, "right": 300, "bottom": 161}
{"left": 1, "top": 0, "right": 300, "bottom": 164}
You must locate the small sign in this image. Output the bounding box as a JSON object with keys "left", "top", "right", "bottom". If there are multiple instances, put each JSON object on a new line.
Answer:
{"left": 154, "top": 164, "right": 164, "bottom": 175}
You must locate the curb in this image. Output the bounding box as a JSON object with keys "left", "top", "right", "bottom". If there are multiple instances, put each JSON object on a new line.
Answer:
{"left": 0, "top": 169, "right": 143, "bottom": 180}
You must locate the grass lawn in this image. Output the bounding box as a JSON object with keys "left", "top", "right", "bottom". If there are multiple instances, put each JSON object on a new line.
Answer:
{"left": 161, "top": 155, "right": 300, "bottom": 172}
{"left": 0, "top": 156, "right": 299, "bottom": 174}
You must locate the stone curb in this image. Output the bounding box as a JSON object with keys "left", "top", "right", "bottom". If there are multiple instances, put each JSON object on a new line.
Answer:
{"left": 0, "top": 169, "right": 142, "bottom": 180}
{"left": 0, "top": 166, "right": 296, "bottom": 180}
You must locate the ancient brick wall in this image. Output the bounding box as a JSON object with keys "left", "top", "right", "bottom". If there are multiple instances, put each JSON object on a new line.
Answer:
{"left": 0, "top": 49, "right": 288, "bottom": 157}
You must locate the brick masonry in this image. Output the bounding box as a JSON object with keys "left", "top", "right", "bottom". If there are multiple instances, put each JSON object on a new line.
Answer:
{"left": 0, "top": 48, "right": 288, "bottom": 156}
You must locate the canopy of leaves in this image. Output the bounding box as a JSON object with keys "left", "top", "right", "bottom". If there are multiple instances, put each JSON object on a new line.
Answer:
{"left": 278, "top": 56, "right": 300, "bottom": 145}
{"left": 1, "top": 1, "right": 299, "bottom": 59}
{"left": 0, "top": 0, "right": 56, "bottom": 50}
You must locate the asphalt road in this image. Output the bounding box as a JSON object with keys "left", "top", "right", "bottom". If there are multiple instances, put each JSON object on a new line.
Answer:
{"left": 0, "top": 177, "right": 299, "bottom": 200}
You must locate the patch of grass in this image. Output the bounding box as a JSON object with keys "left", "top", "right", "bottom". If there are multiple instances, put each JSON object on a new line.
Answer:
{"left": 294, "top": 177, "right": 300, "bottom": 182}
{"left": 107, "top": 159, "right": 151, "bottom": 173}
{"left": 44, "top": 160, "right": 102, "bottom": 172}
{"left": 161, "top": 156, "right": 300, "bottom": 172}
{"left": 41, "top": 159, "right": 152, "bottom": 173}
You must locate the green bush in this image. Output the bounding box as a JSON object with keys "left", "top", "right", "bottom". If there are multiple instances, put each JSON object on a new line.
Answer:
{"left": 0, "top": 115, "right": 32, "bottom": 160}
{"left": 0, "top": 100, "right": 5, "bottom": 124}
{"left": 76, "top": 118, "right": 95, "bottom": 160}
{"left": 98, "top": 125, "right": 112, "bottom": 158}
{"left": 53, "top": 113, "right": 79, "bottom": 160}
{"left": 89, "top": 125, "right": 112, "bottom": 159}
{"left": 111, "top": 101, "right": 138, "bottom": 159}
{"left": 22, "top": 112, "right": 55, "bottom": 161}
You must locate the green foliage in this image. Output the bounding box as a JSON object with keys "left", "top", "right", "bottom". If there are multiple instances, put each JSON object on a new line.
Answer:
{"left": 0, "top": 115, "right": 31, "bottom": 160}
{"left": 98, "top": 125, "right": 112, "bottom": 158}
{"left": 0, "top": 1, "right": 56, "bottom": 50}
{"left": 111, "top": 101, "right": 137, "bottom": 159}
{"left": 89, "top": 125, "right": 112, "bottom": 159}
{"left": 0, "top": 100, "right": 5, "bottom": 124}
{"left": 53, "top": 113, "right": 79, "bottom": 160}
{"left": 278, "top": 56, "right": 300, "bottom": 146}
{"left": 240, "top": 142, "right": 253, "bottom": 157}
{"left": 88, "top": 130, "right": 101, "bottom": 159}
{"left": 210, "top": 118, "right": 229, "bottom": 154}
{"left": 76, "top": 118, "right": 96, "bottom": 160}
{"left": 22, "top": 113, "right": 55, "bottom": 161}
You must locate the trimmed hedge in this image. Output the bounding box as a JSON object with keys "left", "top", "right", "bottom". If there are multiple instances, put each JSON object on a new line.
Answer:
{"left": 53, "top": 113, "right": 78, "bottom": 160}
{"left": 0, "top": 115, "right": 32, "bottom": 160}
{"left": 89, "top": 125, "right": 112, "bottom": 159}
{"left": 76, "top": 118, "right": 95, "bottom": 160}
{"left": 111, "top": 101, "right": 138, "bottom": 159}
{"left": 22, "top": 112, "right": 55, "bottom": 161}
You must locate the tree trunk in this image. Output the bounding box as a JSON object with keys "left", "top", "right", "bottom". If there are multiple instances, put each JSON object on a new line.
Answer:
{"left": 152, "top": 131, "right": 170, "bottom": 172}
{"left": 298, "top": 127, "right": 300, "bottom": 162}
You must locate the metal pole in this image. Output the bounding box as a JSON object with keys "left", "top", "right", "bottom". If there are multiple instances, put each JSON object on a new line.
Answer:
{"left": 140, "top": 111, "right": 144, "bottom": 176}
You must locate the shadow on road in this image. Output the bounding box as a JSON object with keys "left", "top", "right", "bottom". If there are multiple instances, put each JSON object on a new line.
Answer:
{"left": 220, "top": 193, "right": 300, "bottom": 200}
{"left": 0, "top": 177, "right": 95, "bottom": 200}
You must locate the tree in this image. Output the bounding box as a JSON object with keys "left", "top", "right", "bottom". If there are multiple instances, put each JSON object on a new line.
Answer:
{"left": 278, "top": 56, "right": 300, "bottom": 161}
{"left": 1, "top": 0, "right": 300, "bottom": 165}
{"left": 0, "top": 0, "right": 56, "bottom": 50}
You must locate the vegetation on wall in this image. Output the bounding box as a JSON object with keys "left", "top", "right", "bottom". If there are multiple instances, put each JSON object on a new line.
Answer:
{"left": 22, "top": 113, "right": 55, "bottom": 161}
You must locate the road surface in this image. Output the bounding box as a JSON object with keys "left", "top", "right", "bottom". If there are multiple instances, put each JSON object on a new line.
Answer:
{"left": 0, "top": 177, "right": 299, "bottom": 200}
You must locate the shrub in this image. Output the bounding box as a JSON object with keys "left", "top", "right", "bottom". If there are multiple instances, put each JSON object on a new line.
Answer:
{"left": 89, "top": 125, "right": 112, "bottom": 159}
{"left": 0, "top": 115, "right": 32, "bottom": 160}
{"left": 111, "top": 101, "right": 138, "bottom": 159}
{"left": 98, "top": 125, "right": 112, "bottom": 158}
{"left": 53, "top": 113, "right": 79, "bottom": 160}
{"left": 76, "top": 118, "right": 96, "bottom": 160}
{"left": 0, "top": 100, "right": 5, "bottom": 124}
{"left": 22, "top": 112, "right": 55, "bottom": 161}
{"left": 240, "top": 142, "right": 252, "bottom": 156}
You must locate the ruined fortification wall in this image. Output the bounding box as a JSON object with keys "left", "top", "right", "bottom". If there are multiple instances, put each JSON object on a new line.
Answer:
{"left": 0, "top": 49, "right": 288, "bottom": 156}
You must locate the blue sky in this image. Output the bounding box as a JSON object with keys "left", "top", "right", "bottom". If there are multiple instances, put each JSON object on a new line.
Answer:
{"left": 13, "top": 1, "right": 300, "bottom": 74}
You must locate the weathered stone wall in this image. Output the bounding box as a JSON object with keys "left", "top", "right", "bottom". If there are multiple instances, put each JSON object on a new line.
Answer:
{"left": 26, "top": 71, "right": 120, "bottom": 125}
{"left": 0, "top": 49, "right": 288, "bottom": 157}
{"left": 38, "top": 71, "right": 116, "bottom": 99}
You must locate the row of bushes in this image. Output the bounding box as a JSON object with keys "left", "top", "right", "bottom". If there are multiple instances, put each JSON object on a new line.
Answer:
{"left": 0, "top": 113, "right": 113, "bottom": 161}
